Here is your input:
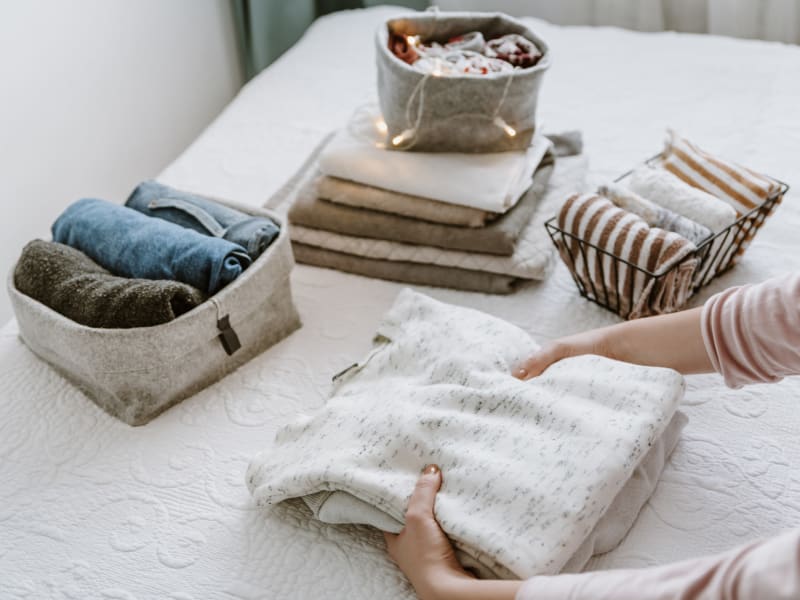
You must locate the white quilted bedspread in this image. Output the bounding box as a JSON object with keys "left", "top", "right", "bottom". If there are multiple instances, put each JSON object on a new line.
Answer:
{"left": 3, "top": 6, "right": 800, "bottom": 599}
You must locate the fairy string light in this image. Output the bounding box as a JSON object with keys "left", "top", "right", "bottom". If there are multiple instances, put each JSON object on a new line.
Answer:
{"left": 386, "top": 34, "right": 521, "bottom": 150}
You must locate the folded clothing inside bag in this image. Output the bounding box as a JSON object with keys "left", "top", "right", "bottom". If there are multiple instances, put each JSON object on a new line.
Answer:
{"left": 52, "top": 198, "right": 252, "bottom": 295}
{"left": 14, "top": 240, "right": 207, "bottom": 328}
{"left": 126, "top": 180, "right": 280, "bottom": 259}
{"left": 247, "top": 289, "right": 685, "bottom": 579}
{"left": 557, "top": 193, "right": 698, "bottom": 318}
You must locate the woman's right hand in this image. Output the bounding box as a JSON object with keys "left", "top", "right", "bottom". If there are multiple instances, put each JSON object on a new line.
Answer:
{"left": 513, "top": 328, "right": 617, "bottom": 380}
{"left": 513, "top": 306, "right": 712, "bottom": 380}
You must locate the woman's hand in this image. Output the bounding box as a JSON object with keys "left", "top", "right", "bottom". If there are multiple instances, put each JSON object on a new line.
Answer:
{"left": 384, "top": 466, "right": 523, "bottom": 600}
{"left": 513, "top": 328, "right": 616, "bottom": 380}
{"left": 383, "top": 465, "right": 472, "bottom": 600}
{"left": 513, "top": 306, "right": 712, "bottom": 380}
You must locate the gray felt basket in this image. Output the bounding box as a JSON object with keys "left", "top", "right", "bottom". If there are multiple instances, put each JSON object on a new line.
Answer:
{"left": 376, "top": 11, "right": 551, "bottom": 153}
{"left": 8, "top": 201, "right": 301, "bottom": 426}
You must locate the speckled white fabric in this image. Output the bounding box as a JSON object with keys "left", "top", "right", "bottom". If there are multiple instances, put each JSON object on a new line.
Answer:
{"left": 247, "top": 289, "right": 685, "bottom": 579}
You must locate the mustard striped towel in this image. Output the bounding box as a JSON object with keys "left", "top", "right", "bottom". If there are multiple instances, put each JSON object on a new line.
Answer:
{"left": 556, "top": 193, "right": 698, "bottom": 319}
{"left": 662, "top": 130, "right": 782, "bottom": 215}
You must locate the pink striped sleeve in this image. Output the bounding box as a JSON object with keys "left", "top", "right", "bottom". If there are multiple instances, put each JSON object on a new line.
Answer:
{"left": 701, "top": 272, "right": 800, "bottom": 388}
{"left": 517, "top": 528, "right": 800, "bottom": 600}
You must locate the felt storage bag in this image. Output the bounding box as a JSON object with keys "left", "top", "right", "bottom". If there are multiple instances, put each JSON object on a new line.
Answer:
{"left": 376, "top": 11, "right": 550, "bottom": 153}
{"left": 8, "top": 202, "right": 301, "bottom": 426}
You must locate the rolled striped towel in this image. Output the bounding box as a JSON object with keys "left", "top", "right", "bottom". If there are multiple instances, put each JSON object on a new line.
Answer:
{"left": 556, "top": 193, "right": 698, "bottom": 319}
{"left": 661, "top": 130, "right": 784, "bottom": 273}
{"left": 598, "top": 182, "right": 712, "bottom": 246}
{"left": 662, "top": 130, "right": 782, "bottom": 215}
{"left": 628, "top": 166, "right": 737, "bottom": 233}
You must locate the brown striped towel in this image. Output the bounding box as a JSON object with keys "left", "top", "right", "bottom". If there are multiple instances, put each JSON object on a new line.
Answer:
{"left": 556, "top": 193, "right": 698, "bottom": 319}
{"left": 662, "top": 130, "right": 782, "bottom": 215}
{"left": 661, "top": 130, "right": 784, "bottom": 274}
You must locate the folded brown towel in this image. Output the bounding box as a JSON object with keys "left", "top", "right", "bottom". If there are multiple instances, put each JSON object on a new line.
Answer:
{"left": 289, "top": 162, "right": 554, "bottom": 257}
{"left": 555, "top": 193, "right": 698, "bottom": 318}
{"left": 317, "top": 176, "right": 497, "bottom": 228}
{"left": 14, "top": 240, "right": 207, "bottom": 328}
{"left": 292, "top": 242, "right": 520, "bottom": 294}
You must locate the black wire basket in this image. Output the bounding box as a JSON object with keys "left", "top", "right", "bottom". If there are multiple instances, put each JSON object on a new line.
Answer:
{"left": 545, "top": 155, "right": 789, "bottom": 319}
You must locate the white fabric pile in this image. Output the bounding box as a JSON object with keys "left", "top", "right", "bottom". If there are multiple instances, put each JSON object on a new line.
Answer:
{"left": 247, "top": 289, "right": 687, "bottom": 579}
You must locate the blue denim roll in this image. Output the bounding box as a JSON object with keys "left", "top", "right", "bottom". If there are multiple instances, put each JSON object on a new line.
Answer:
{"left": 125, "top": 180, "right": 280, "bottom": 259}
{"left": 52, "top": 198, "right": 251, "bottom": 295}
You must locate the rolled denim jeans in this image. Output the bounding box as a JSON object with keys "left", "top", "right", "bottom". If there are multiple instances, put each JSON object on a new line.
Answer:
{"left": 126, "top": 180, "right": 280, "bottom": 259}
{"left": 52, "top": 198, "right": 251, "bottom": 295}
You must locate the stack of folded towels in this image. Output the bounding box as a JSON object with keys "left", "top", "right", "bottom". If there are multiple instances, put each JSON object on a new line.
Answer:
{"left": 275, "top": 108, "right": 586, "bottom": 294}
{"left": 14, "top": 181, "right": 280, "bottom": 329}
{"left": 555, "top": 130, "right": 783, "bottom": 318}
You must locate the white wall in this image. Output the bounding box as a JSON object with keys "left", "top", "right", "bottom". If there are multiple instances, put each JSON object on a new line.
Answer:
{"left": 0, "top": 0, "right": 243, "bottom": 323}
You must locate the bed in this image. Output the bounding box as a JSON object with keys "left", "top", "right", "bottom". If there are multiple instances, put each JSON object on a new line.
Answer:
{"left": 3, "top": 5, "right": 800, "bottom": 598}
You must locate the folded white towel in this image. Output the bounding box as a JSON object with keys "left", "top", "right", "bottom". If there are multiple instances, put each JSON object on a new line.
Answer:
{"left": 628, "top": 166, "right": 737, "bottom": 233}
{"left": 247, "top": 290, "right": 685, "bottom": 579}
{"left": 317, "top": 117, "right": 552, "bottom": 213}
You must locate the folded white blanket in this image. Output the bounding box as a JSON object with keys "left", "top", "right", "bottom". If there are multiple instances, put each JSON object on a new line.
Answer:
{"left": 304, "top": 410, "right": 688, "bottom": 575}
{"left": 317, "top": 118, "right": 552, "bottom": 213}
{"left": 628, "top": 166, "right": 737, "bottom": 233}
{"left": 291, "top": 154, "right": 589, "bottom": 280}
{"left": 247, "top": 290, "right": 685, "bottom": 579}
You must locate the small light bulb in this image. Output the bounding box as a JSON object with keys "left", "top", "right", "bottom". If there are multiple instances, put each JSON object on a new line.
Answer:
{"left": 391, "top": 128, "right": 414, "bottom": 146}
{"left": 494, "top": 116, "right": 517, "bottom": 137}
{"left": 375, "top": 119, "right": 388, "bottom": 134}
{"left": 405, "top": 35, "right": 417, "bottom": 46}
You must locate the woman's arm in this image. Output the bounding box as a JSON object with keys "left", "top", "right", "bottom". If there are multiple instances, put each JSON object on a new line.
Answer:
{"left": 513, "top": 306, "right": 712, "bottom": 380}
{"left": 516, "top": 273, "right": 800, "bottom": 386}
{"left": 386, "top": 468, "right": 800, "bottom": 600}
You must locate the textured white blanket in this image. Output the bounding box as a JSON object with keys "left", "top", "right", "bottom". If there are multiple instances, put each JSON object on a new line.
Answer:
{"left": 247, "top": 289, "right": 685, "bottom": 579}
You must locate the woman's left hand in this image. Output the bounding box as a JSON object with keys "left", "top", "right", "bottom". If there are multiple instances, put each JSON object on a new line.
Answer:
{"left": 383, "top": 464, "right": 473, "bottom": 600}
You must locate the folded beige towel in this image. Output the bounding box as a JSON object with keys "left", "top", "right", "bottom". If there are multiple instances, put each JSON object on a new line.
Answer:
{"left": 317, "top": 175, "right": 496, "bottom": 228}
{"left": 556, "top": 193, "right": 698, "bottom": 318}
{"left": 289, "top": 163, "right": 554, "bottom": 257}
{"left": 292, "top": 242, "right": 520, "bottom": 294}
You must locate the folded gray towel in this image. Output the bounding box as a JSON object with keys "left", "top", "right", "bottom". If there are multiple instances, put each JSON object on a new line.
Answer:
{"left": 14, "top": 240, "right": 207, "bottom": 328}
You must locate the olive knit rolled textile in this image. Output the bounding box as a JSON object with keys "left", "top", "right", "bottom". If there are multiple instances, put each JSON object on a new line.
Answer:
{"left": 627, "top": 166, "right": 737, "bottom": 233}
{"left": 13, "top": 240, "right": 207, "bottom": 328}
{"left": 598, "top": 182, "right": 712, "bottom": 246}
{"left": 52, "top": 198, "right": 251, "bottom": 295}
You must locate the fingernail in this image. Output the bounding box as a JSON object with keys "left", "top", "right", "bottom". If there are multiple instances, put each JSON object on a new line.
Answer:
{"left": 515, "top": 368, "right": 527, "bottom": 378}
{"left": 423, "top": 464, "right": 439, "bottom": 475}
